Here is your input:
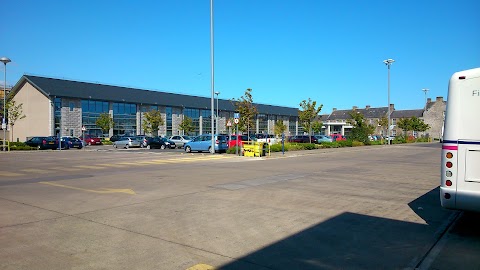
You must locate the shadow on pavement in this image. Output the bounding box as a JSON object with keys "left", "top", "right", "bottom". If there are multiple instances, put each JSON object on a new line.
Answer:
{"left": 218, "top": 187, "right": 454, "bottom": 270}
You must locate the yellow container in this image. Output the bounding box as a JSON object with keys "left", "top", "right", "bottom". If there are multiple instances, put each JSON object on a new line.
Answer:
{"left": 243, "top": 142, "right": 265, "bottom": 157}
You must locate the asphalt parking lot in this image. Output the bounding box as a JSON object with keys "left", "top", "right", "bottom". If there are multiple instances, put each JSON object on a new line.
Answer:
{"left": 0, "top": 143, "right": 479, "bottom": 269}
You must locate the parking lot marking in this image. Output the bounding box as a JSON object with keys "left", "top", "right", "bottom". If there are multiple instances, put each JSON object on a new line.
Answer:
{"left": 186, "top": 264, "right": 216, "bottom": 270}
{"left": 0, "top": 171, "right": 24, "bottom": 177}
{"left": 19, "top": 168, "right": 51, "bottom": 174}
{"left": 100, "top": 164, "right": 125, "bottom": 168}
{"left": 39, "top": 181, "right": 136, "bottom": 195}
{"left": 73, "top": 165, "right": 107, "bottom": 170}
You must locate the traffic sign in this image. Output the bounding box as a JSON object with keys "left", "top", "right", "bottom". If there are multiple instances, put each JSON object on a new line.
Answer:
{"left": 82, "top": 126, "right": 86, "bottom": 131}
{"left": 234, "top": 113, "right": 240, "bottom": 119}
{"left": 234, "top": 118, "right": 239, "bottom": 124}
{"left": 226, "top": 120, "right": 232, "bottom": 127}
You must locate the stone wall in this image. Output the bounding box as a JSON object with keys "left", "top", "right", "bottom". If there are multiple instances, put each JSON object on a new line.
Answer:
{"left": 423, "top": 97, "right": 446, "bottom": 139}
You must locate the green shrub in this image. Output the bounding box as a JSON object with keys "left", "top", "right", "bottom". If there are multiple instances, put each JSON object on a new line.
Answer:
{"left": 269, "top": 143, "right": 287, "bottom": 152}
{"left": 370, "top": 140, "right": 383, "bottom": 145}
{"left": 226, "top": 146, "right": 241, "bottom": 154}
{"left": 338, "top": 140, "right": 353, "bottom": 147}
{"left": 321, "top": 142, "right": 340, "bottom": 148}
{"left": 285, "top": 143, "right": 304, "bottom": 151}
{"left": 352, "top": 141, "right": 364, "bottom": 147}
{"left": 101, "top": 140, "right": 113, "bottom": 145}
{"left": 303, "top": 143, "right": 317, "bottom": 150}
{"left": 9, "top": 142, "right": 36, "bottom": 151}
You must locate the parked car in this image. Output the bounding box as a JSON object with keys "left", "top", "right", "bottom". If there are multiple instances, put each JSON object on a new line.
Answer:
{"left": 113, "top": 136, "right": 141, "bottom": 149}
{"left": 315, "top": 135, "right": 333, "bottom": 142}
{"left": 109, "top": 134, "right": 124, "bottom": 142}
{"left": 168, "top": 135, "right": 192, "bottom": 148}
{"left": 61, "top": 136, "right": 83, "bottom": 149}
{"left": 288, "top": 135, "right": 318, "bottom": 143}
{"left": 135, "top": 135, "right": 151, "bottom": 148}
{"left": 184, "top": 134, "right": 228, "bottom": 153}
{"left": 25, "top": 136, "right": 59, "bottom": 150}
{"left": 80, "top": 134, "right": 102, "bottom": 145}
{"left": 145, "top": 137, "right": 176, "bottom": 149}
{"left": 228, "top": 134, "right": 249, "bottom": 148}
{"left": 330, "top": 134, "right": 346, "bottom": 141}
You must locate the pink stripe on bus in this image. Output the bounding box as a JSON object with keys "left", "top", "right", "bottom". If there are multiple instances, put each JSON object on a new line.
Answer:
{"left": 443, "top": 145, "right": 458, "bottom": 150}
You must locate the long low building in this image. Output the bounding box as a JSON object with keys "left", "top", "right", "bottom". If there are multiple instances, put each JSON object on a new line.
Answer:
{"left": 8, "top": 75, "right": 300, "bottom": 141}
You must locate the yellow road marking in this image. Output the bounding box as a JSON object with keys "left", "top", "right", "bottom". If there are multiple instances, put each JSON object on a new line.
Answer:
{"left": 52, "top": 167, "right": 82, "bottom": 171}
{"left": 0, "top": 171, "right": 24, "bottom": 177}
{"left": 73, "top": 165, "right": 106, "bottom": 170}
{"left": 19, "top": 168, "right": 51, "bottom": 174}
{"left": 39, "top": 181, "right": 136, "bottom": 195}
{"left": 100, "top": 164, "right": 125, "bottom": 167}
{"left": 186, "top": 264, "right": 216, "bottom": 270}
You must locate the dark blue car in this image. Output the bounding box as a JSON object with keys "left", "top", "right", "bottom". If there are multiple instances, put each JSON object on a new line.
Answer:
{"left": 61, "top": 136, "right": 83, "bottom": 149}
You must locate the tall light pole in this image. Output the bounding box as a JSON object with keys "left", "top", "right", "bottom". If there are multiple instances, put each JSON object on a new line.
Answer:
{"left": 210, "top": 0, "right": 215, "bottom": 154}
{"left": 422, "top": 88, "right": 429, "bottom": 111}
{"left": 383, "top": 58, "right": 395, "bottom": 145}
{"left": 1, "top": 57, "right": 11, "bottom": 151}
{"left": 215, "top": 91, "right": 220, "bottom": 134}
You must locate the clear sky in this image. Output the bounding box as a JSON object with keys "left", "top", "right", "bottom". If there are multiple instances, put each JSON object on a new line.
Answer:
{"left": 2, "top": 0, "right": 479, "bottom": 114}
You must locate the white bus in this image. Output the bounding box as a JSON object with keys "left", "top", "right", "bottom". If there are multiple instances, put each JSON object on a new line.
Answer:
{"left": 441, "top": 67, "right": 480, "bottom": 212}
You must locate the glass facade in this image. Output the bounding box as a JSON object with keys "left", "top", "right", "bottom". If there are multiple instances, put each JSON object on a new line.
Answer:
{"left": 113, "top": 102, "right": 136, "bottom": 136}
{"left": 81, "top": 100, "right": 109, "bottom": 137}
{"left": 257, "top": 114, "right": 268, "bottom": 134}
{"left": 54, "top": 98, "right": 61, "bottom": 136}
{"left": 184, "top": 108, "right": 200, "bottom": 135}
{"left": 166, "top": 107, "right": 172, "bottom": 136}
{"left": 289, "top": 116, "right": 297, "bottom": 135}
{"left": 201, "top": 109, "right": 212, "bottom": 134}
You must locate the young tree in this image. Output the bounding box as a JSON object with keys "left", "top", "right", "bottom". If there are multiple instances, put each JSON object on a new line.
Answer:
{"left": 377, "top": 116, "right": 388, "bottom": 137}
{"left": 298, "top": 98, "right": 323, "bottom": 143}
{"left": 142, "top": 109, "right": 164, "bottom": 136}
{"left": 95, "top": 112, "right": 114, "bottom": 136}
{"left": 348, "top": 110, "right": 375, "bottom": 144}
{"left": 274, "top": 120, "right": 287, "bottom": 137}
{"left": 6, "top": 100, "right": 26, "bottom": 141}
{"left": 410, "top": 116, "right": 430, "bottom": 134}
{"left": 396, "top": 117, "right": 411, "bottom": 137}
{"left": 179, "top": 116, "right": 195, "bottom": 135}
{"left": 232, "top": 88, "right": 257, "bottom": 135}
{"left": 311, "top": 121, "right": 323, "bottom": 135}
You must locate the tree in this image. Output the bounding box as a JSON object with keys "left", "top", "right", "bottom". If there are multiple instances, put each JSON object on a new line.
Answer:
{"left": 179, "top": 116, "right": 195, "bottom": 135}
{"left": 396, "top": 118, "right": 411, "bottom": 137}
{"left": 142, "top": 109, "right": 164, "bottom": 136}
{"left": 348, "top": 110, "right": 375, "bottom": 144}
{"left": 410, "top": 116, "right": 430, "bottom": 134}
{"left": 95, "top": 113, "right": 114, "bottom": 135}
{"left": 6, "top": 100, "right": 26, "bottom": 141}
{"left": 274, "top": 120, "right": 287, "bottom": 137}
{"left": 377, "top": 116, "right": 388, "bottom": 137}
{"left": 298, "top": 98, "right": 323, "bottom": 143}
{"left": 311, "top": 121, "right": 323, "bottom": 135}
{"left": 232, "top": 88, "right": 257, "bottom": 135}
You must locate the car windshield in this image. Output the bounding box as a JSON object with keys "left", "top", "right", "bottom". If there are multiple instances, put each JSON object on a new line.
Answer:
{"left": 183, "top": 136, "right": 191, "bottom": 140}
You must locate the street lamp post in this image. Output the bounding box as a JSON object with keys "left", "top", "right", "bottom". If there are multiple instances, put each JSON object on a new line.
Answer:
{"left": 215, "top": 91, "right": 220, "bottom": 134}
{"left": 422, "top": 88, "right": 429, "bottom": 111}
{"left": 210, "top": 0, "right": 215, "bottom": 154}
{"left": 1, "top": 57, "right": 11, "bottom": 151}
{"left": 383, "top": 58, "right": 395, "bottom": 145}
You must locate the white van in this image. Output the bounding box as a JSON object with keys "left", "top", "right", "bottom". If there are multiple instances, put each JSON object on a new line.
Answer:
{"left": 440, "top": 67, "right": 480, "bottom": 212}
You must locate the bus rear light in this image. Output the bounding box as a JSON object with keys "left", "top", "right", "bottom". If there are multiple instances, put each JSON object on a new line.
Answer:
{"left": 444, "top": 193, "right": 451, "bottom": 199}
{"left": 446, "top": 171, "right": 453, "bottom": 177}
{"left": 446, "top": 152, "right": 453, "bottom": 159}
{"left": 459, "top": 76, "right": 466, "bottom": 80}
{"left": 446, "top": 180, "right": 452, "bottom": 186}
{"left": 446, "top": 162, "right": 453, "bottom": 168}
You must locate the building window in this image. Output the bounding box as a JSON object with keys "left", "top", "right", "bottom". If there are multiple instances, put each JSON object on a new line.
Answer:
{"left": 184, "top": 108, "right": 200, "bottom": 135}
{"left": 81, "top": 100, "right": 110, "bottom": 137}
{"left": 54, "top": 98, "right": 61, "bottom": 135}
{"left": 201, "top": 109, "right": 212, "bottom": 134}
{"left": 289, "top": 116, "right": 297, "bottom": 135}
{"left": 166, "top": 107, "right": 172, "bottom": 136}
{"left": 113, "top": 102, "right": 136, "bottom": 136}
{"left": 257, "top": 114, "right": 268, "bottom": 134}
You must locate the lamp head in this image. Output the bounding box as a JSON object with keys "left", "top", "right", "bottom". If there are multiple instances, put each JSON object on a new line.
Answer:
{"left": 0, "top": 57, "right": 11, "bottom": 65}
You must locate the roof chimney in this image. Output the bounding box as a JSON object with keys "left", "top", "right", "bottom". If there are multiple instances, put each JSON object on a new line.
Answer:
{"left": 365, "top": 105, "right": 371, "bottom": 109}
{"left": 436, "top": 96, "right": 443, "bottom": 102}
{"left": 332, "top": 108, "right": 337, "bottom": 111}
{"left": 389, "top": 104, "right": 395, "bottom": 112}
{"left": 427, "top": 98, "right": 431, "bottom": 103}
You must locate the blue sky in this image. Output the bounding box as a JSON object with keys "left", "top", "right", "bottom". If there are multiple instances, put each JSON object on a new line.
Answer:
{"left": 2, "top": 0, "right": 479, "bottom": 114}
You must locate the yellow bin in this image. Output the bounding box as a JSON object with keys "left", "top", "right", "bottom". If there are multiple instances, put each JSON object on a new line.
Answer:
{"left": 243, "top": 142, "right": 265, "bottom": 157}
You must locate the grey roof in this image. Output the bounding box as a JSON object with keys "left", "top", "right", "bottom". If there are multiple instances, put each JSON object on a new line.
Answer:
{"left": 328, "top": 107, "right": 389, "bottom": 120}
{"left": 13, "top": 75, "right": 298, "bottom": 116}
{"left": 391, "top": 109, "right": 424, "bottom": 118}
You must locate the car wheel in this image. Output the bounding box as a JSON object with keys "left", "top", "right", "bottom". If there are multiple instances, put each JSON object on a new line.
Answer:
{"left": 160, "top": 144, "right": 166, "bottom": 150}
{"left": 125, "top": 144, "right": 129, "bottom": 149}
{"left": 146, "top": 145, "right": 151, "bottom": 149}
{"left": 37, "top": 145, "right": 41, "bottom": 150}
{"left": 78, "top": 145, "right": 83, "bottom": 149}
{"left": 88, "top": 142, "right": 92, "bottom": 146}
{"left": 208, "top": 146, "right": 213, "bottom": 154}
{"left": 185, "top": 146, "right": 191, "bottom": 153}
{"left": 113, "top": 144, "right": 117, "bottom": 148}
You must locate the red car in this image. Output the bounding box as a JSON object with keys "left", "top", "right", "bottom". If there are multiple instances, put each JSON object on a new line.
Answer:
{"left": 330, "top": 134, "right": 346, "bottom": 141}
{"left": 228, "top": 134, "right": 249, "bottom": 148}
{"left": 80, "top": 135, "right": 102, "bottom": 145}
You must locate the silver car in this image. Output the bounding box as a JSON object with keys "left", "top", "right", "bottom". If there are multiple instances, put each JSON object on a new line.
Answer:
{"left": 168, "top": 135, "right": 192, "bottom": 148}
{"left": 113, "top": 136, "right": 141, "bottom": 149}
